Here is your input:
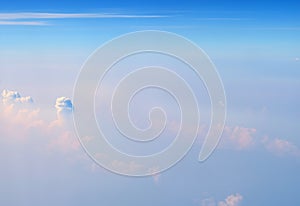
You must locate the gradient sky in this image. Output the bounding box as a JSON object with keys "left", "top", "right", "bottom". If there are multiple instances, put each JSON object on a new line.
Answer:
{"left": 0, "top": 1, "right": 300, "bottom": 206}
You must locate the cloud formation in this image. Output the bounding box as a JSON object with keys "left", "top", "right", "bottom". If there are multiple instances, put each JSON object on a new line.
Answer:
{"left": 201, "top": 194, "right": 243, "bottom": 206}
{"left": 0, "top": 12, "right": 166, "bottom": 20}
{"left": 55, "top": 96, "right": 73, "bottom": 115}
{"left": 221, "top": 126, "right": 257, "bottom": 150}
{"left": 0, "top": 12, "right": 166, "bottom": 26}
{"left": 0, "top": 90, "right": 79, "bottom": 155}
{"left": 218, "top": 125, "right": 300, "bottom": 158}
{"left": 0, "top": 20, "right": 47, "bottom": 26}
{"left": 265, "top": 138, "right": 300, "bottom": 157}
{"left": 1, "top": 89, "right": 33, "bottom": 105}
{"left": 218, "top": 193, "right": 243, "bottom": 206}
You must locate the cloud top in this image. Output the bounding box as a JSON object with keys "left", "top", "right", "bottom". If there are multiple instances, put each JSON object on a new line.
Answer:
{"left": 55, "top": 97, "right": 73, "bottom": 112}
{"left": 1, "top": 89, "right": 33, "bottom": 105}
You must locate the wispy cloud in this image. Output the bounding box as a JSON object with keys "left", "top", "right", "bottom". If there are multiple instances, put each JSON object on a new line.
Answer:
{"left": 244, "top": 27, "right": 300, "bottom": 31}
{"left": 0, "top": 20, "right": 48, "bottom": 26}
{"left": 0, "top": 12, "right": 167, "bottom": 26}
{"left": 0, "top": 12, "right": 166, "bottom": 20}
{"left": 265, "top": 138, "right": 300, "bottom": 157}
{"left": 196, "top": 17, "right": 245, "bottom": 21}
{"left": 218, "top": 125, "right": 300, "bottom": 158}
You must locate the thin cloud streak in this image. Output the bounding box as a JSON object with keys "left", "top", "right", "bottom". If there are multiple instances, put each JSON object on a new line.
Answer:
{"left": 0, "top": 12, "right": 167, "bottom": 20}
{"left": 0, "top": 20, "right": 48, "bottom": 26}
{"left": 243, "top": 27, "right": 300, "bottom": 31}
{"left": 196, "top": 17, "right": 245, "bottom": 21}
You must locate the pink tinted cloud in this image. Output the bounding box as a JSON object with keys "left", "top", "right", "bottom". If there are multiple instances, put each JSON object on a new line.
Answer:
{"left": 0, "top": 105, "right": 45, "bottom": 142}
{"left": 221, "top": 126, "right": 257, "bottom": 150}
{"left": 48, "top": 131, "right": 80, "bottom": 153}
{"left": 218, "top": 193, "right": 243, "bottom": 206}
{"left": 265, "top": 138, "right": 300, "bottom": 157}
{"left": 200, "top": 193, "right": 243, "bottom": 206}
{"left": 0, "top": 90, "right": 79, "bottom": 155}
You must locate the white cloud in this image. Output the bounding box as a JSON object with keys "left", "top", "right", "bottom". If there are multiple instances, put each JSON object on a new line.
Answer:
{"left": 0, "top": 20, "right": 47, "bottom": 26}
{"left": 197, "top": 18, "right": 243, "bottom": 21}
{"left": 218, "top": 193, "right": 243, "bottom": 206}
{"left": 0, "top": 90, "right": 79, "bottom": 154}
{"left": 0, "top": 12, "right": 166, "bottom": 26}
{"left": 245, "top": 27, "right": 300, "bottom": 31}
{"left": 0, "top": 12, "right": 166, "bottom": 20}
{"left": 55, "top": 96, "right": 73, "bottom": 114}
{"left": 1, "top": 89, "right": 33, "bottom": 105}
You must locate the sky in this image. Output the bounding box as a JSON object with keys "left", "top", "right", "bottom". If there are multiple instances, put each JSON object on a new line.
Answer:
{"left": 0, "top": 0, "right": 300, "bottom": 206}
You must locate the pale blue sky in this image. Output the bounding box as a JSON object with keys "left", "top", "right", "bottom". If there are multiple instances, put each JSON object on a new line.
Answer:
{"left": 0, "top": 1, "right": 300, "bottom": 206}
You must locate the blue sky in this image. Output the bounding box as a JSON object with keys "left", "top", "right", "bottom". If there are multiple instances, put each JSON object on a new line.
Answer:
{"left": 0, "top": 0, "right": 300, "bottom": 206}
